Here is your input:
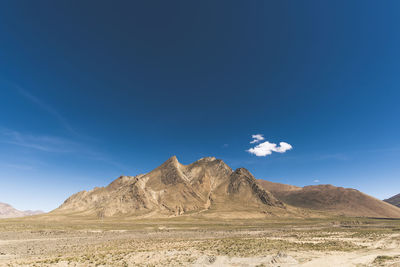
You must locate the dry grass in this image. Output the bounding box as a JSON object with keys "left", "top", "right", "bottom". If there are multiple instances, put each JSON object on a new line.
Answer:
{"left": 0, "top": 216, "right": 400, "bottom": 266}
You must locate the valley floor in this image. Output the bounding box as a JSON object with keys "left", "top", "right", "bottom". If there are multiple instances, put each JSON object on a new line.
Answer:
{"left": 0, "top": 216, "right": 399, "bottom": 266}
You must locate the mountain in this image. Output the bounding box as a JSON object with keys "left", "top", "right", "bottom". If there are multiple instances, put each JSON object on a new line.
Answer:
{"left": 54, "top": 157, "right": 287, "bottom": 218}
{"left": 384, "top": 193, "right": 400, "bottom": 208}
{"left": 0, "top": 202, "right": 43, "bottom": 219}
{"left": 258, "top": 180, "right": 400, "bottom": 218}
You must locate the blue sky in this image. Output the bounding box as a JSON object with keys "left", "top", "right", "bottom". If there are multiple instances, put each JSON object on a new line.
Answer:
{"left": 1, "top": 1, "right": 400, "bottom": 211}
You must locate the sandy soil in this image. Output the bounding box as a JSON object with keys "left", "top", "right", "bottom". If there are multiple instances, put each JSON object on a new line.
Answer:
{"left": 0, "top": 217, "right": 399, "bottom": 266}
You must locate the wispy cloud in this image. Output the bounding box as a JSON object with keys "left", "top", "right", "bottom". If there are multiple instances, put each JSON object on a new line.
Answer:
{"left": 1, "top": 82, "right": 131, "bottom": 174}
{"left": 0, "top": 128, "right": 129, "bottom": 172}
{"left": 12, "top": 84, "right": 81, "bottom": 137}
{"left": 313, "top": 179, "right": 320, "bottom": 183}
{"left": 247, "top": 135, "right": 292, "bottom": 157}
{"left": 317, "top": 153, "right": 349, "bottom": 161}
{"left": 250, "top": 134, "right": 265, "bottom": 144}
{"left": 0, "top": 128, "right": 77, "bottom": 153}
{"left": 0, "top": 163, "right": 34, "bottom": 170}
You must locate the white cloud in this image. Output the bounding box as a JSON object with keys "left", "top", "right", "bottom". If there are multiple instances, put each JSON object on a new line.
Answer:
{"left": 247, "top": 140, "right": 292, "bottom": 157}
{"left": 314, "top": 179, "right": 320, "bottom": 183}
{"left": 275, "top": 142, "right": 292, "bottom": 153}
{"left": 250, "top": 134, "right": 265, "bottom": 144}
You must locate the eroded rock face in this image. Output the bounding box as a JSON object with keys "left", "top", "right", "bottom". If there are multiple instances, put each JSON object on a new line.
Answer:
{"left": 55, "top": 156, "right": 284, "bottom": 217}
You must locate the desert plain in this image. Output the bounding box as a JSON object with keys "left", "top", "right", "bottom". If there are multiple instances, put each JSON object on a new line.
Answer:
{"left": 0, "top": 215, "right": 400, "bottom": 267}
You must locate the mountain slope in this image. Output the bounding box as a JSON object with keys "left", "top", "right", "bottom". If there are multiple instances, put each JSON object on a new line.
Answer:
{"left": 54, "top": 157, "right": 285, "bottom": 218}
{"left": 384, "top": 193, "right": 400, "bottom": 208}
{"left": 257, "top": 180, "right": 301, "bottom": 193}
{"left": 257, "top": 180, "right": 400, "bottom": 218}
{"left": 0, "top": 202, "right": 43, "bottom": 219}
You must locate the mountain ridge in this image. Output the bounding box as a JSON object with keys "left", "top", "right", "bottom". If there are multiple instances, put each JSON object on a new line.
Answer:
{"left": 257, "top": 180, "right": 400, "bottom": 218}
{"left": 49, "top": 156, "right": 400, "bottom": 219}
{"left": 54, "top": 156, "right": 285, "bottom": 218}
{"left": 384, "top": 193, "right": 400, "bottom": 208}
{"left": 0, "top": 202, "right": 43, "bottom": 219}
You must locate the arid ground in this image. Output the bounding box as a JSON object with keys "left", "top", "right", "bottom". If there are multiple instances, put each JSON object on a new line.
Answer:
{"left": 0, "top": 216, "right": 400, "bottom": 266}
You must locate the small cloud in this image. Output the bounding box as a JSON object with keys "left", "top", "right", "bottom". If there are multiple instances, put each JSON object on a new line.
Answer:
{"left": 274, "top": 142, "right": 292, "bottom": 153}
{"left": 222, "top": 144, "right": 229, "bottom": 148}
{"left": 247, "top": 136, "right": 292, "bottom": 157}
{"left": 250, "top": 134, "right": 265, "bottom": 144}
{"left": 313, "top": 179, "right": 320, "bottom": 183}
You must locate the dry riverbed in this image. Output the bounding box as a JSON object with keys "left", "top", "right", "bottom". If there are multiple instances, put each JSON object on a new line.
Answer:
{"left": 0, "top": 216, "right": 399, "bottom": 266}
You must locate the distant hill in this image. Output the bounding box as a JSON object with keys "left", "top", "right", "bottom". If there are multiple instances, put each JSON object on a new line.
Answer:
{"left": 54, "top": 156, "right": 289, "bottom": 218}
{"left": 384, "top": 193, "right": 400, "bottom": 208}
{"left": 257, "top": 180, "right": 400, "bottom": 218}
{"left": 0, "top": 202, "right": 43, "bottom": 219}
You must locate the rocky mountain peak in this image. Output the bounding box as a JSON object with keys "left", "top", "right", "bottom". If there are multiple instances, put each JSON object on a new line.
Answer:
{"left": 54, "top": 157, "right": 284, "bottom": 218}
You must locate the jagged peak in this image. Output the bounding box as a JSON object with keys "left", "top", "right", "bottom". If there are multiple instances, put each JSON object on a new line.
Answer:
{"left": 192, "top": 157, "right": 228, "bottom": 166}
{"left": 233, "top": 167, "right": 253, "bottom": 177}
{"left": 230, "top": 168, "right": 258, "bottom": 184}
{"left": 155, "top": 155, "right": 181, "bottom": 170}
{"left": 198, "top": 156, "right": 217, "bottom": 162}
{"left": 165, "top": 155, "right": 179, "bottom": 165}
{"left": 189, "top": 157, "right": 232, "bottom": 172}
{"left": 169, "top": 155, "right": 178, "bottom": 161}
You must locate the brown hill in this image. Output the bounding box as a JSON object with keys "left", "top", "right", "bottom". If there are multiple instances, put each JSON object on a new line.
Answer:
{"left": 257, "top": 180, "right": 400, "bottom": 218}
{"left": 384, "top": 193, "right": 400, "bottom": 208}
{"left": 0, "top": 202, "right": 43, "bottom": 219}
{"left": 257, "top": 180, "right": 301, "bottom": 193}
{"left": 54, "top": 157, "right": 285, "bottom": 218}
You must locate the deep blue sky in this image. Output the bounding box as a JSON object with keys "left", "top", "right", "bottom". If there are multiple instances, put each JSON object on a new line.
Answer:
{"left": 1, "top": 1, "right": 400, "bottom": 211}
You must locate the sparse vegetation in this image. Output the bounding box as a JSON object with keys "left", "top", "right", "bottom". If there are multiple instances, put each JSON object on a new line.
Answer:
{"left": 373, "top": 255, "right": 400, "bottom": 265}
{"left": 0, "top": 216, "right": 399, "bottom": 266}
